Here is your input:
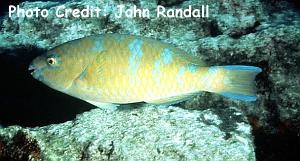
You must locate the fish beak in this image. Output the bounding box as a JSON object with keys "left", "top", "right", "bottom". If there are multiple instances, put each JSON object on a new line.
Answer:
{"left": 28, "top": 64, "right": 34, "bottom": 70}
{"left": 28, "top": 63, "right": 36, "bottom": 75}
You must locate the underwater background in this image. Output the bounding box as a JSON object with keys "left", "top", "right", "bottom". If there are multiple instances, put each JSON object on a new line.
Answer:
{"left": 0, "top": 0, "right": 299, "bottom": 160}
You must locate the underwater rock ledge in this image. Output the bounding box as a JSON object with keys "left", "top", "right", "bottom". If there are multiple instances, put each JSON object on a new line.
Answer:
{"left": 0, "top": 106, "right": 255, "bottom": 161}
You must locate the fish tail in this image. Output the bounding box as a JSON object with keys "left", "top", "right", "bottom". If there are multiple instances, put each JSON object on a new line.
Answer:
{"left": 214, "top": 65, "right": 262, "bottom": 101}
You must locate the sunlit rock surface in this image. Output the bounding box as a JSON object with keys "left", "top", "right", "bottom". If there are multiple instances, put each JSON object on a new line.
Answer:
{"left": 0, "top": 106, "right": 255, "bottom": 161}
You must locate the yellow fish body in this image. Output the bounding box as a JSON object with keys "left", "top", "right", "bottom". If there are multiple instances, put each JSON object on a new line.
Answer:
{"left": 29, "top": 34, "right": 261, "bottom": 106}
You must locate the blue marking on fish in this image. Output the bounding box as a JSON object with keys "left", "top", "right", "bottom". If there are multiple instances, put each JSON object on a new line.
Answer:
{"left": 187, "top": 63, "right": 198, "bottom": 73}
{"left": 176, "top": 66, "right": 185, "bottom": 86}
{"left": 127, "top": 39, "right": 143, "bottom": 75}
{"left": 160, "top": 48, "right": 173, "bottom": 64}
{"left": 79, "top": 68, "right": 88, "bottom": 80}
{"left": 223, "top": 77, "right": 231, "bottom": 84}
{"left": 220, "top": 92, "right": 257, "bottom": 101}
{"left": 200, "top": 69, "right": 210, "bottom": 83}
{"left": 223, "top": 65, "right": 262, "bottom": 72}
{"left": 200, "top": 67, "right": 218, "bottom": 91}
{"left": 206, "top": 67, "right": 219, "bottom": 90}
{"left": 46, "top": 53, "right": 60, "bottom": 58}
{"left": 33, "top": 70, "right": 44, "bottom": 81}
{"left": 153, "top": 60, "right": 161, "bottom": 73}
{"left": 92, "top": 38, "right": 104, "bottom": 53}
{"left": 112, "top": 34, "right": 127, "bottom": 42}
{"left": 208, "top": 66, "right": 218, "bottom": 75}
{"left": 178, "top": 66, "right": 185, "bottom": 75}
{"left": 152, "top": 60, "right": 161, "bottom": 84}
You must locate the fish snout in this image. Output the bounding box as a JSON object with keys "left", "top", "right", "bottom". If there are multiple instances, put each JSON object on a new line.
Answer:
{"left": 28, "top": 56, "right": 44, "bottom": 76}
{"left": 28, "top": 61, "right": 42, "bottom": 80}
{"left": 28, "top": 63, "right": 35, "bottom": 70}
{"left": 28, "top": 63, "right": 36, "bottom": 75}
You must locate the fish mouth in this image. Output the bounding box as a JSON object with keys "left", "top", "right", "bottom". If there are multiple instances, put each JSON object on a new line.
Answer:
{"left": 28, "top": 63, "right": 41, "bottom": 78}
{"left": 28, "top": 64, "right": 36, "bottom": 75}
{"left": 28, "top": 64, "right": 35, "bottom": 71}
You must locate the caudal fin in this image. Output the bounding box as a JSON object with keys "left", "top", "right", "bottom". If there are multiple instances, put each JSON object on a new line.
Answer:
{"left": 216, "top": 65, "right": 262, "bottom": 101}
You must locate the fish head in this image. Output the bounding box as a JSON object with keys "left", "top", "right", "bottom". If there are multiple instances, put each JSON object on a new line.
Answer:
{"left": 28, "top": 46, "right": 86, "bottom": 93}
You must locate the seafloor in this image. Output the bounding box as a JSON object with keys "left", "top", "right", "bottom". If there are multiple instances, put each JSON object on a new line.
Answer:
{"left": 0, "top": 0, "right": 299, "bottom": 161}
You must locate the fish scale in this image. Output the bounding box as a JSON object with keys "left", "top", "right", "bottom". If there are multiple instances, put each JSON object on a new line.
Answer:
{"left": 29, "top": 34, "right": 262, "bottom": 106}
{"left": 96, "top": 35, "right": 195, "bottom": 102}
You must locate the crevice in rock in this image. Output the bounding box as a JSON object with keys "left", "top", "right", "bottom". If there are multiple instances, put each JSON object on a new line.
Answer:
{"left": 208, "top": 20, "right": 223, "bottom": 37}
{"left": 228, "top": 21, "right": 261, "bottom": 39}
{"left": 157, "top": 0, "right": 185, "bottom": 7}
{"left": 0, "top": 131, "right": 41, "bottom": 161}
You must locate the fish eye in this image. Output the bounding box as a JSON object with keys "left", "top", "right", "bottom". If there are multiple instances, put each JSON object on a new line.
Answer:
{"left": 47, "top": 57, "right": 56, "bottom": 65}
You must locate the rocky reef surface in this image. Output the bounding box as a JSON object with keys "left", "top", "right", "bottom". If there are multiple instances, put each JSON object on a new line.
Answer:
{"left": 0, "top": 106, "right": 255, "bottom": 160}
{"left": 0, "top": 0, "right": 299, "bottom": 160}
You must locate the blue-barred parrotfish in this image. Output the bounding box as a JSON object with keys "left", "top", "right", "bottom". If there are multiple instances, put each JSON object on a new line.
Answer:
{"left": 29, "top": 34, "right": 262, "bottom": 106}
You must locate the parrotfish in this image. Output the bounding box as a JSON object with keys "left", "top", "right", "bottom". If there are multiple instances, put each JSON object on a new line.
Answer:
{"left": 29, "top": 34, "right": 262, "bottom": 107}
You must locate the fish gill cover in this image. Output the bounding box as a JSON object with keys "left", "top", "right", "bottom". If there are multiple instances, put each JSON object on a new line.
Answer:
{"left": 0, "top": 0, "right": 299, "bottom": 161}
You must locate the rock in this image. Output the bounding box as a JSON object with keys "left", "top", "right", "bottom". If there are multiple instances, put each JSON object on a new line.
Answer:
{"left": 0, "top": 0, "right": 267, "bottom": 55}
{"left": 0, "top": 106, "right": 255, "bottom": 161}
